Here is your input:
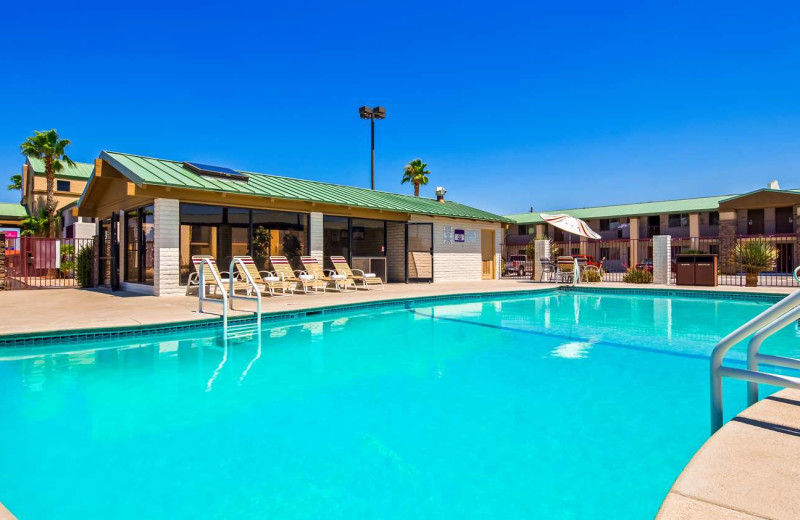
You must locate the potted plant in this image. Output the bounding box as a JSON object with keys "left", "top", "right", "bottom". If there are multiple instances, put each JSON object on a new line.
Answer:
{"left": 733, "top": 238, "right": 777, "bottom": 287}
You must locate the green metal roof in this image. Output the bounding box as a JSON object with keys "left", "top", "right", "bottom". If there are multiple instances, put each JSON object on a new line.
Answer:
{"left": 28, "top": 157, "right": 94, "bottom": 180}
{"left": 0, "top": 203, "right": 29, "bottom": 219}
{"left": 505, "top": 194, "right": 735, "bottom": 224}
{"left": 98, "top": 151, "right": 511, "bottom": 223}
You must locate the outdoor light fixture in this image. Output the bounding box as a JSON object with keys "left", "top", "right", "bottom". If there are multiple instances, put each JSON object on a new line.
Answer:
{"left": 359, "top": 105, "right": 387, "bottom": 189}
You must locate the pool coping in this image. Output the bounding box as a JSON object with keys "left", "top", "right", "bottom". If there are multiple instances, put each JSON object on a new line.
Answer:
{"left": 657, "top": 388, "right": 800, "bottom": 520}
{"left": 0, "top": 284, "right": 787, "bottom": 348}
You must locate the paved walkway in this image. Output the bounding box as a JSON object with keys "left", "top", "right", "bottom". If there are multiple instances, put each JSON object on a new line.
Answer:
{"left": 0, "top": 281, "right": 794, "bottom": 337}
{"left": 0, "top": 280, "right": 553, "bottom": 336}
{"left": 658, "top": 389, "right": 800, "bottom": 520}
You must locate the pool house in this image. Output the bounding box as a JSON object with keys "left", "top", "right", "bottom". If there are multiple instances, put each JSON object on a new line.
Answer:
{"left": 76, "top": 151, "right": 510, "bottom": 295}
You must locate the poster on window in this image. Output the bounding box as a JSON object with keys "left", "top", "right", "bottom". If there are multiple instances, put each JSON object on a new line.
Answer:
{"left": 443, "top": 226, "right": 453, "bottom": 244}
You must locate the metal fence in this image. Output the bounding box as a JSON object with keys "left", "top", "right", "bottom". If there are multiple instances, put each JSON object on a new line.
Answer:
{"left": 4, "top": 237, "right": 95, "bottom": 289}
{"left": 501, "top": 235, "right": 799, "bottom": 287}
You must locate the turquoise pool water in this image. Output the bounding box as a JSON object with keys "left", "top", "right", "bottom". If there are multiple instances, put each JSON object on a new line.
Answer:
{"left": 1, "top": 290, "right": 798, "bottom": 519}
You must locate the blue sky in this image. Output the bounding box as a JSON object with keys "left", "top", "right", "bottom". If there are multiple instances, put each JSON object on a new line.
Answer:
{"left": 1, "top": 1, "right": 799, "bottom": 214}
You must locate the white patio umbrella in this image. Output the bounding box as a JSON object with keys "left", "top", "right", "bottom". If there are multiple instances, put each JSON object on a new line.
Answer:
{"left": 540, "top": 213, "right": 601, "bottom": 286}
{"left": 539, "top": 213, "right": 601, "bottom": 240}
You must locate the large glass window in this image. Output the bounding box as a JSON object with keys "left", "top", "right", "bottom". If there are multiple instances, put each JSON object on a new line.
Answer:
{"left": 179, "top": 204, "right": 308, "bottom": 284}
{"left": 351, "top": 218, "right": 385, "bottom": 257}
{"left": 125, "top": 210, "right": 139, "bottom": 282}
{"left": 323, "top": 216, "right": 350, "bottom": 269}
{"left": 124, "top": 205, "right": 155, "bottom": 285}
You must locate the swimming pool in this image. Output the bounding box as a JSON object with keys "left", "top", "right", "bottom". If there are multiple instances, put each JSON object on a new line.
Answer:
{"left": 1, "top": 289, "right": 797, "bottom": 519}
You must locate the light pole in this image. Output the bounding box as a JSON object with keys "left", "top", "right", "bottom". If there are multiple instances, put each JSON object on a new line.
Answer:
{"left": 359, "top": 105, "right": 386, "bottom": 189}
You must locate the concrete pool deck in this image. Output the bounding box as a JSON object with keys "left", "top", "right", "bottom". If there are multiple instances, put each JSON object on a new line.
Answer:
{"left": 658, "top": 389, "right": 800, "bottom": 520}
{"left": 0, "top": 281, "right": 795, "bottom": 338}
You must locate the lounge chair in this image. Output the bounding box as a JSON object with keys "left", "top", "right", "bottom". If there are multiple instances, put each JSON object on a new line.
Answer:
{"left": 300, "top": 256, "right": 354, "bottom": 292}
{"left": 330, "top": 256, "right": 384, "bottom": 290}
{"left": 233, "top": 256, "right": 294, "bottom": 296}
{"left": 190, "top": 255, "right": 251, "bottom": 296}
{"left": 556, "top": 256, "right": 575, "bottom": 283}
{"left": 270, "top": 255, "right": 326, "bottom": 294}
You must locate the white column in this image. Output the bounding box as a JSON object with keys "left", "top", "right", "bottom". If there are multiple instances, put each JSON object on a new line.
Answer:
{"left": 533, "top": 239, "right": 551, "bottom": 282}
{"left": 652, "top": 235, "right": 672, "bottom": 285}
{"left": 309, "top": 211, "right": 323, "bottom": 263}
{"left": 153, "top": 199, "right": 181, "bottom": 296}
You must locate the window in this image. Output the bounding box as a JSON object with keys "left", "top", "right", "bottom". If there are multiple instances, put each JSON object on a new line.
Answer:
{"left": 708, "top": 212, "right": 719, "bottom": 226}
{"left": 124, "top": 205, "right": 155, "bottom": 285}
{"left": 178, "top": 204, "right": 308, "bottom": 284}
{"left": 351, "top": 218, "right": 385, "bottom": 257}
{"left": 56, "top": 180, "right": 70, "bottom": 192}
{"left": 323, "top": 216, "right": 350, "bottom": 269}
{"left": 668, "top": 213, "right": 688, "bottom": 228}
{"left": 599, "top": 218, "right": 619, "bottom": 231}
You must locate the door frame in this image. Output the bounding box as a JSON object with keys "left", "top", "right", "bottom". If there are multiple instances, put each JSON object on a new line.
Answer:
{"left": 405, "top": 222, "right": 434, "bottom": 283}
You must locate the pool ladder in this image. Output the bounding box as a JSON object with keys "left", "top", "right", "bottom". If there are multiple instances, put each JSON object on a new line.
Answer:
{"left": 710, "top": 266, "right": 800, "bottom": 434}
{"left": 196, "top": 257, "right": 262, "bottom": 337}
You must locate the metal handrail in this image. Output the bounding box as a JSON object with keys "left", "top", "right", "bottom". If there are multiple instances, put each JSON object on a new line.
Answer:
{"left": 197, "top": 257, "right": 228, "bottom": 336}
{"left": 229, "top": 256, "right": 262, "bottom": 330}
{"left": 710, "top": 287, "right": 800, "bottom": 433}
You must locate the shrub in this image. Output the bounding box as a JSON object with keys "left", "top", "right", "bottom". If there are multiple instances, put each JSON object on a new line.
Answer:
{"left": 622, "top": 268, "right": 653, "bottom": 284}
{"left": 75, "top": 245, "right": 94, "bottom": 288}
{"left": 733, "top": 238, "right": 777, "bottom": 274}
{"left": 682, "top": 249, "right": 705, "bottom": 255}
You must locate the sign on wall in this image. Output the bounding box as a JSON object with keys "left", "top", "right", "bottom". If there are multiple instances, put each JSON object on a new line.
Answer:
{"left": 466, "top": 230, "right": 477, "bottom": 243}
{"left": 0, "top": 227, "right": 20, "bottom": 251}
{"left": 454, "top": 229, "right": 465, "bottom": 242}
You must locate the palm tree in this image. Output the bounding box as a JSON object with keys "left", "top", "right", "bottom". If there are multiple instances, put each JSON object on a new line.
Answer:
{"left": 402, "top": 159, "right": 430, "bottom": 197}
{"left": 20, "top": 209, "right": 55, "bottom": 237}
{"left": 20, "top": 129, "right": 75, "bottom": 238}
{"left": 8, "top": 174, "right": 21, "bottom": 192}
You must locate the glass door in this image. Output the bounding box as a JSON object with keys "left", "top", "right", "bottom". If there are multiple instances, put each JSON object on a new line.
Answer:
{"left": 405, "top": 223, "right": 433, "bottom": 283}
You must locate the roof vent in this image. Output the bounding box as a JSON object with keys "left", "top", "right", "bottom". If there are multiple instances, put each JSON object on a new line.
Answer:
{"left": 767, "top": 179, "right": 780, "bottom": 190}
{"left": 183, "top": 161, "right": 249, "bottom": 181}
{"left": 435, "top": 186, "right": 447, "bottom": 202}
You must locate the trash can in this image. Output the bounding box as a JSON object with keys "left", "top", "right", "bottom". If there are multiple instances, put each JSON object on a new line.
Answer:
{"left": 694, "top": 254, "right": 718, "bottom": 287}
{"left": 675, "top": 254, "right": 718, "bottom": 287}
{"left": 675, "top": 255, "right": 696, "bottom": 285}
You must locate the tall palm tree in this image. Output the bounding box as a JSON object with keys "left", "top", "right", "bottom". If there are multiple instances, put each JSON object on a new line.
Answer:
{"left": 20, "top": 130, "right": 75, "bottom": 238}
{"left": 7, "top": 174, "right": 22, "bottom": 192}
{"left": 401, "top": 159, "right": 430, "bottom": 197}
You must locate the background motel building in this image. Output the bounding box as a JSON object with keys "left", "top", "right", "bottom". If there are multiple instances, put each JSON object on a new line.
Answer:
{"left": 504, "top": 185, "right": 800, "bottom": 273}
{"left": 76, "top": 151, "right": 510, "bottom": 296}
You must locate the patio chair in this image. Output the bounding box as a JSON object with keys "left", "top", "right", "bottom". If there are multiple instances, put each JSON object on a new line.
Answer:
{"left": 190, "top": 255, "right": 251, "bottom": 296}
{"left": 233, "top": 256, "right": 294, "bottom": 296}
{"left": 539, "top": 259, "right": 557, "bottom": 282}
{"left": 582, "top": 257, "right": 605, "bottom": 283}
{"left": 330, "top": 256, "right": 384, "bottom": 290}
{"left": 300, "top": 256, "right": 354, "bottom": 292}
{"left": 556, "top": 256, "right": 575, "bottom": 283}
{"left": 270, "top": 256, "right": 326, "bottom": 294}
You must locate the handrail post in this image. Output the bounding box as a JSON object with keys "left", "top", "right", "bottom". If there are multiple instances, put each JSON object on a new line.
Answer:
{"left": 746, "top": 304, "right": 800, "bottom": 406}
{"left": 710, "top": 289, "right": 800, "bottom": 434}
